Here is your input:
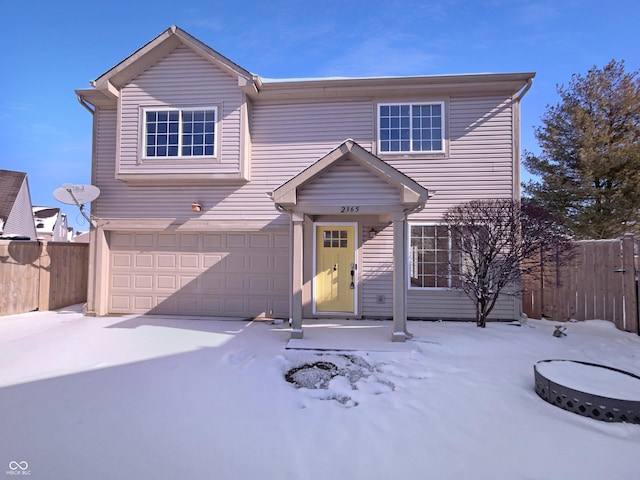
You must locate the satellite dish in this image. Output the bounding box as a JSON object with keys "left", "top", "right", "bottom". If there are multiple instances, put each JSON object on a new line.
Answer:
{"left": 53, "top": 184, "right": 100, "bottom": 205}
{"left": 53, "top": 184, "right": 101, "bottom": 229}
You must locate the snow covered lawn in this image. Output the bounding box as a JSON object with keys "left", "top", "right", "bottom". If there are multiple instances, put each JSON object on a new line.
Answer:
{"left": 1, "top": 306, "right": 639, "bottom": 479}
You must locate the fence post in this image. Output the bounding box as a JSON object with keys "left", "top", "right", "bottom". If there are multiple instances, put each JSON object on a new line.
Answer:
{"left": 37, "top": 241, "right": 51, "bottom": 312}
{"left": 621, "top": 233, "right": 638, "bottom": 334}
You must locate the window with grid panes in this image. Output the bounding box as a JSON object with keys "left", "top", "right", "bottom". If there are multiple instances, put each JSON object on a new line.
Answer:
{"left": 409, "top": 224, "right": 461, "bottom": 288}
{"left": 378, "top": 103, "right": 444, "bottom": 153}
{"left": 143, "top": 107, "right": 216, "bottom": 158}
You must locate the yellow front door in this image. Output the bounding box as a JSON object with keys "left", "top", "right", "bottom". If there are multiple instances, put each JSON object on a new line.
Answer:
{"left": 314, "top": 225, "right": 356, "bottom": 313}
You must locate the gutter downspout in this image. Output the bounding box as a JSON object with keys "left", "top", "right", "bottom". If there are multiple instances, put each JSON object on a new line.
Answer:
{"left": 512, "top": 77, "right": 533, "bottom": 197}
{"left": 75, "top": 93, "right": 98, "bottom": 316}
{"left": 513, "top": 77, "right": 533, "bottom": 319}
{"left": 77, "top": 94, "right": 95, "bottom": 114}
{"left": 514, "top": 78, "right": 533, "bottom": 102}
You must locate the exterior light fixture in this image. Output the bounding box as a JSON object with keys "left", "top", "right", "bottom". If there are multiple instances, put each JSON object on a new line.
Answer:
{"left": 369, "top": 228, "right": 377, "bottom": 239}
{"left": 191, "top": 201, "right": 202, "bottom": 212}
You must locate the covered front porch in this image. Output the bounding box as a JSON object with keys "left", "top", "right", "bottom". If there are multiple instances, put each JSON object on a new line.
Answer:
{"left": 270, "top": 140, "right": 430, "bottom": 342}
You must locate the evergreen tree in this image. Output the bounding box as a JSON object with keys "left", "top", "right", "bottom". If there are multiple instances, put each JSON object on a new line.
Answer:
{"left": 523, "top": 60, "right": 640, "bottom": 239}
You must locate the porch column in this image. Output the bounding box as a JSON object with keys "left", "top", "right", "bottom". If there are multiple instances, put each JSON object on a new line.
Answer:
{"left": 290, "top": 213, "right": 304, "bottom": 339}
{"left": 392, "top": 213, "right": 411, "bottom": 341}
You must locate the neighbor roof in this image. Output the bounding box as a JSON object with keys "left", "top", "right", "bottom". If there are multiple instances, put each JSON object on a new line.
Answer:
{"left": 0, "top": 169, "right": 27, "bottom": 224}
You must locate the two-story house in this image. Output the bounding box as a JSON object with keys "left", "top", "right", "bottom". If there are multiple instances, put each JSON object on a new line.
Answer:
{"left": 76, "top": 26, "right": 534, "bottom": 341}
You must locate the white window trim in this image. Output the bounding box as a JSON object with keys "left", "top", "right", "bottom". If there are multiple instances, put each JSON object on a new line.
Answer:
{"left": 407, "top": 222, "right": 459, "bottom": 290}
{"left": 141, "top": 106, "right": 219, "bottom": 161}
{"left": 377, "top": 101, "right": 446, "bottom": 155}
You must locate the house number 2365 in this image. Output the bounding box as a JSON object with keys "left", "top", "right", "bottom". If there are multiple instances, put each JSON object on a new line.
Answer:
{"left": 341, "top": 206, "right": 360, "bottom": 213}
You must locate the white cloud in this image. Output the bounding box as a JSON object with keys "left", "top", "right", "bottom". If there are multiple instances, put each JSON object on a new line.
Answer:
{"left": 320, "top": 37, "right": 441, "bottom": 77}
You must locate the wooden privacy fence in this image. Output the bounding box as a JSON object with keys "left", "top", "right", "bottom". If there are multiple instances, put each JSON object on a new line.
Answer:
{"left": 523, "top": 233, "right": 639, "bottom": 334}
{"left": 0, "top": 240, "right": 89, "bottom": 316}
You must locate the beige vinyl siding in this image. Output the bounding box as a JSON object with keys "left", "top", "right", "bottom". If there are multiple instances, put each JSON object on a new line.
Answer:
{"left": 361, "top": 224, "right": 394, "bottom": 318}
{"left": 368, "top": 93, "right": 519, "bottom": 320}
{"left": 251, "top": 100, "right": 374, "bottom": 176}
{"left": 407, "top": 290, "right": 518, "bottom": 320}
{"left": 118, "top": 45, "right": 242, "bottom": 175}
{"left": 389, "top": 94, "right": 515, "bottom": 221}
{"left": 92, "top": 107, "right": 118, "bottom": 223}
{"left": 94, "top": 100, "right": 374, "bottom": 228}
{"left": 297, "top": 158, "right": 399, "bottom": 208}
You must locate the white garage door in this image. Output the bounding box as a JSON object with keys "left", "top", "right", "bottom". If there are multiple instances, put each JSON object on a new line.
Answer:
{"left": 108, "top": 230, "right": 290, "bottom": 318}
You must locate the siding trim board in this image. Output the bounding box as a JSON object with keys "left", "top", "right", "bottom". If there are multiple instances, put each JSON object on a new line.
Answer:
{"left": 77, "top": 26, "right": 534, "bottom": 341}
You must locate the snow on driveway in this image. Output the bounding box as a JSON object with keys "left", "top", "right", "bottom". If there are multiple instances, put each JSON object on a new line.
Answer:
{"left": 1, "top": 306, "right": 639, "bottom": 479}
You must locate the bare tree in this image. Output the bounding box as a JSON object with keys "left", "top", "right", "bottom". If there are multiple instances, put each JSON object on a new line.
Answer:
{"left": 442, "top": 199, "right": 573, "bottom": 327}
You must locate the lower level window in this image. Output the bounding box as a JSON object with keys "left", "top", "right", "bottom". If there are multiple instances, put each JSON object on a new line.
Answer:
{"left": 410, "top": 224, "right": 460, "bottom": 288}
{"left": 144, "top": 107, "right": 216, "bottom": 158}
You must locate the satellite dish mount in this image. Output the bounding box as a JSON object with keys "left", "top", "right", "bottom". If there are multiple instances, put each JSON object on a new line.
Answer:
{"left": 53, "top": 184, "right": 101, "bottom": 229}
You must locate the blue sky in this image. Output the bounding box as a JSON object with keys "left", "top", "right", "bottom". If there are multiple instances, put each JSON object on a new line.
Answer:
{"left": 1, "top": 0, "right": 638, "bottom": 232}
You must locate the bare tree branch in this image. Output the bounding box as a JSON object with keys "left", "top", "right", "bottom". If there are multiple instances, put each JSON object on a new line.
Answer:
{"left": 442, "top": 199, "right": 574, "bottom": 327}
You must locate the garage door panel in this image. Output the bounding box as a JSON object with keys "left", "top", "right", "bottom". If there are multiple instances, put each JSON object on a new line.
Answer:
{"left": 250, "top": 255, "right": 270, "bottom": 270}
{"left": 157, "top": 254, "right": 176, "bottom": 268}
{"left": 108, "top": 231, "right": 289, "bottom": 317}
{"left": 153, "top": 297, "right": 175, "bottom": 314}
{"left": 225, "top": 277, "right": 246, "bottom": 291}
{"left": 249, "top": 276, "right": 270, "bottom": 293}
{"left": 274, "top": 233, "right": 289, "bottom": 248}
{"left": 203, "top": 234, "right": 223, "bottom": 248}
{"left": 134, "top": 275, "right": 153, "bottom": 289}
{"left": 135, "top": 255, "right": 153, "bottom": 268}
{"left": 112, "top": 253, "right": 131, "bottom": 267}
{"left": 111, "top": 232, "right": 133, "bottom": 247}
{"left": 249, "top": 297, "right": 269, "bottom": 313}
{"left": 273, "top": 255, "right": 289, "bottom": 271}
{"left": 112, "top": 274, "right": 131, "bottom": 288}
{"left": 226, "top": 234, "right": 247, "bottom": 248}
{"left": 111, "top": 295, "right": 130, "bottom": 310}
{"left": 135, "top": 234, "right": 154, "bottom": 247}
{"left": 201, "top": 273, "right": 222, "bottom": 289}
{"left": 224, "top": 298, "right": 246, "bottom": 314}
{"left": 157, "top": 234, "right": 176, "bottom": 247}
{"left": 225, "top": 255, "right": 246, "bottom": 271}
{"left": 202, "top": 297, "right": 221, "bottom": 311}
{"left": 178, "top": 234, "right": 198, "bottom": 247}
{"left": 179, "top": 254, "right": 199, "bottom": 269}
{"left": 179, "top": 275, "right": 198, "bottom": 289}
{"left": 134, "top": 296, "right": 153, "bottom": 310}
{"left": 157, "top": 275, "right": 176, "bottom": 289}
{"left": 250, "top": 234, "right": 270, "bottom": 248}
{"left": 203, "top": 254, "right": 224, "bottom": 268}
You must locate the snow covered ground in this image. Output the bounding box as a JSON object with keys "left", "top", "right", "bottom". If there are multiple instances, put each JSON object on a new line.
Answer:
{"left": 1, "top": 306, "right": 639, "bottom": 480}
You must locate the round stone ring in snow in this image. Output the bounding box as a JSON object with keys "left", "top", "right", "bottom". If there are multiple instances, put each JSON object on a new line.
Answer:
{"left": 534, "top": 359, "right": 640, "bottom": 424}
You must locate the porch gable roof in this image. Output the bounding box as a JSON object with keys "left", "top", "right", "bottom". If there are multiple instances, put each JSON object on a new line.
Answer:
{"left": 270, "top": 139, "right": 430, "bottom": 211}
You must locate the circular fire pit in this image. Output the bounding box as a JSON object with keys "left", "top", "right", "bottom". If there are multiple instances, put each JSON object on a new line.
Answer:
{"left": 534, "top": 359, "right": 640, "bottom": 424}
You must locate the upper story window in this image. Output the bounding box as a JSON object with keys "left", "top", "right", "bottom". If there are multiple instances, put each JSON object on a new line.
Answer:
{"left": 378, "top": 102, "right": 444, "bottom": 153}
{"left": 143, "top": 107, "right": 217, "bottom": 158}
